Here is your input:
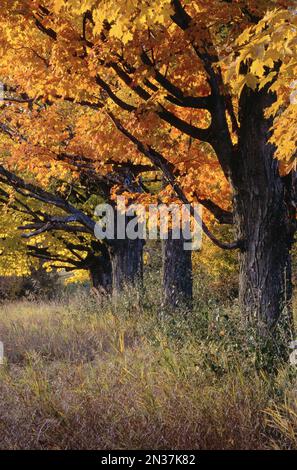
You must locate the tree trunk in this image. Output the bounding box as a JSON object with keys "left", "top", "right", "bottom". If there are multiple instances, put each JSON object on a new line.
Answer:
{"left": 88, "top": 246, "right": 112, "bottom": 296}
{"left": 162, "top": 231, "right": 193, "bottom": 308}
{"left": 231, "top": 87, "right": 294, "bottom": 333}
{"left": 109, "top": 238, "right": 144, "bottom": 295}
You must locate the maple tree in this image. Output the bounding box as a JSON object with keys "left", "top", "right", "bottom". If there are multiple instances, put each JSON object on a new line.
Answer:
{"left": 0, "top": 218, "right": 111, "bottom": 295}
{"left": 228, "top": 6, "right": 297, "bottom": 173}
{"left": 0, "top": 1, "right": 296, "bottom": 332}
{"left": 0, "top": 159, "right": 148, "bottom": 295}
{"left": 0, "top": 5, "right": 228, "bottom": 304}
{"left": 0, "top": 170, "right": 111, "bottom": 290}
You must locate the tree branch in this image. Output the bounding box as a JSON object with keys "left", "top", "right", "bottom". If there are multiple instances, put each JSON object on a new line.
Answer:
{"left": 140, "top": 49, "right": 212, "bottom": 109}
{"left": 0, "top": 165, "right": 95, "bottom": 233}
{"left": 196, "top": 197, "right": 233, "bottom": 225}
{"left": 106, "top": 111, "right": 243, "bottom": 250}
{"left": 158, "top": 104, "right": 212, "bottom": 142}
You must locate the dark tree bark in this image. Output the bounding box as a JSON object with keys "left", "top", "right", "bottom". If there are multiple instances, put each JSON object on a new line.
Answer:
{"left": 109, "top": 238, "right": 144, "bottom": 295}
{"left": 231, "top": 87, "right": 294, "bottom": 332}
{"left": 162, "top": 231, "right": 193, "bottom": 308}
{"left": 89, "top": 249, "right": 112, "bottom": 296}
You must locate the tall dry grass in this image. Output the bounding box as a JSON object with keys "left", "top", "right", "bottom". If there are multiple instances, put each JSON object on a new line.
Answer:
{"left": 0, "top": 283, "right": 296, "bottom": 450}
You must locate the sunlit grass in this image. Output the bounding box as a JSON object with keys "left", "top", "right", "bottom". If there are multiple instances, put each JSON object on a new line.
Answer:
{"left": 0, "top": 285, "right": 296, "bottom": 449}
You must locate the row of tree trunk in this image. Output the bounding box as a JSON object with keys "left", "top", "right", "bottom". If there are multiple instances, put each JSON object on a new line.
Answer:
{"left": 89, "top": 86, "right": 294, "bottom": 351}
{"left": 90, "top": 83, "right": 296, "bottom": 340}
{"left": 89, "top": 233, "right": 193, "bottom": 307}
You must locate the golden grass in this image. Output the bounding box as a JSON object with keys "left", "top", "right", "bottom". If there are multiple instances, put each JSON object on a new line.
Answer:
{"left": 0, "top": 288, "right": 296, "bottom": 450}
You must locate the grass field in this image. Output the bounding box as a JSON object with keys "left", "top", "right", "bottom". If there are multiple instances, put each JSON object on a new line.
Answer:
{"left": 0, "top": 279, "right": 297, "bottom": 450}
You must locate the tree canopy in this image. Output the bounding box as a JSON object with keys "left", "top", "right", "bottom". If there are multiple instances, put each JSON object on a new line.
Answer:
{"left": 0, "top": 0, "right": 296, "bottom": 327}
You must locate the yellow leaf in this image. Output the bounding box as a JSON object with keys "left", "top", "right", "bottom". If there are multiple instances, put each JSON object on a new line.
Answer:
{"left": 250, "top": 60, "right": 265, "bottom": 77}
{"left": 245, "top": 73, "right": 259, "bottom": 90}
{"left": 53, "top": 0, "right": 64, "bottom": 14}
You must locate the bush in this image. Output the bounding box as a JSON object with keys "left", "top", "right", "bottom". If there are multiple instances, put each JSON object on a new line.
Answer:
{"left": 0, "top": 269, "right": 62, "bottom": 302}
{"left": 193, "top": 227, "right": 239, "bottom": 304}
{"left": 0, "top": 276, "right": 24, "bottom": 301}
